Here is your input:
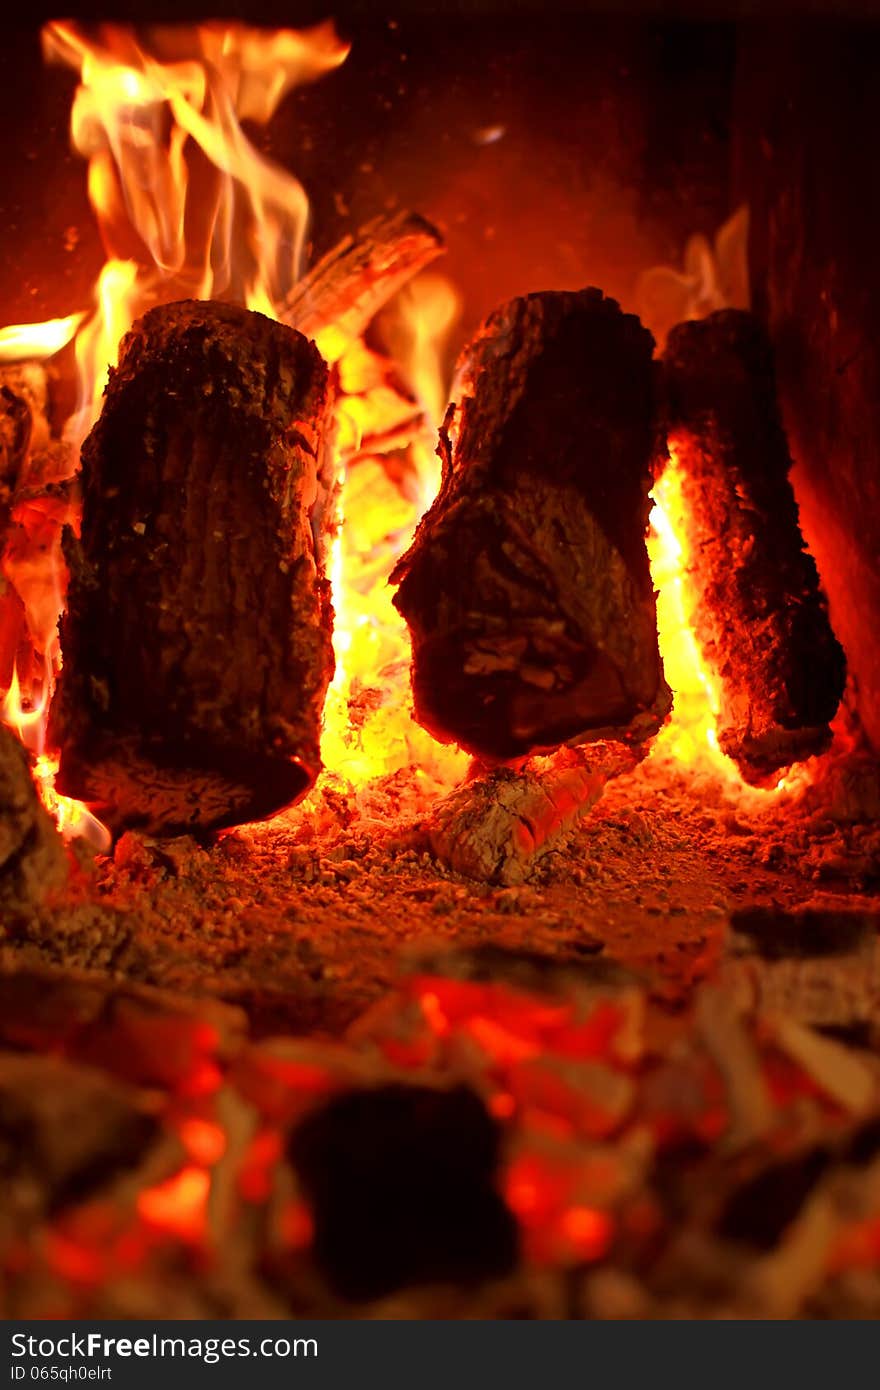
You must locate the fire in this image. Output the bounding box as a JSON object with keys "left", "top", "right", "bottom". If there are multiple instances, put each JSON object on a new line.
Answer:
{"left": 0, "top": 19, "right": 470, "bottom": 834}
{"left": 0, "top": 26, "right": 817, "bottom": 843}
{"left": 647, "top": 447, "right": 806, "bottom": 799}
{"left": 319, "top": 274, "right": 469, "bottom": 791}
{"left": 43, "top": 19, "right": 350, "bottom": 445}
{"left": 0, "top": 314, "right": 84, "bottom": 363}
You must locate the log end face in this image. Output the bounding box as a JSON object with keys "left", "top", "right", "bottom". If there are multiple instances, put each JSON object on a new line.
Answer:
{"left": 52, "top": 730, "right": 319, "bottom": 838}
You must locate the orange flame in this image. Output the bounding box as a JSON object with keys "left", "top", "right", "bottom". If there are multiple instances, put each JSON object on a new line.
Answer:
{"left": 43, "top": 19, "right": 349, "bottom": 445}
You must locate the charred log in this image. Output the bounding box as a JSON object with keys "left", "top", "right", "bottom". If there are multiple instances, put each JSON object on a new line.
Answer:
{"left": 392, "top": 288, "right": 671, "bottom": 761}
{"left": 427, "top": 743, "right": 638, "bottom": 885}
{"left": 660, "top": 310, "right": 846, "bottom": 782}
{"left": 49, "top": 300, "right": 336, "bottom": 837}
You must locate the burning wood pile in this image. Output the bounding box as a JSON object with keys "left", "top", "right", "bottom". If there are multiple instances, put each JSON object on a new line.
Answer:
{"left": 0, "top": 19, "right": 852, "bottom": 875}
{"left": 0, "top": 17, "right": 878, "bottom": 1323}
{"left": 1, "top": 269, "right": 848, "bottom": 875}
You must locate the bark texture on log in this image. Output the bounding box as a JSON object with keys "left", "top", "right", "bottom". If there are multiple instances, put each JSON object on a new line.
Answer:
{"left": 282, "top": 211, "right": 444, "bottom": 349}
{"left": 661, "top": 309, "right": 846, "bottom": 783}
{"left": 392, "top": 288, "right": 671, "bottom": 761}
{"left": 49, "top": 301, "right": 336, "bottom": 836}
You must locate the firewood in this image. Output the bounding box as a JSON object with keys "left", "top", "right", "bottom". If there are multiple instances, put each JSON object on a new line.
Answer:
{"left": 427, "top": 744, "right": 638, "bottom": 885}
{"left": 392, "top": 288, "right": 672, "bottom": 761}
{"left": 660, "top": 309, "right": 846, "bottom": 783}
{"left": 48, "top": 301, "right": 336, "bottom": 837}
{"left": 282, "top": 210, "right": 444, "bottom": 350}
{"left": 0, "top": 380, "right": 34, "bottom": 525}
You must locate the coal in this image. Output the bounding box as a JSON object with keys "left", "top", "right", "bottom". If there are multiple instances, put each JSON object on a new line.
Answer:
{"left": 289, "top": 1083, "right": 518, "bottom": 1300}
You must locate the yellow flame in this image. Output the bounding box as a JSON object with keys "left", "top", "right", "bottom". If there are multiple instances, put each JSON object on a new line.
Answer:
{"left": 319, "top": 273, "right": 468, "bottom": 791}
{"left": 3, "top": 663, "right": 110, "bottom": 850}
{"left": 0, "top": 314, "right": 84, "bottom": 364}
{"left": 43, "top": 19, "right": 350, "bottom": 443}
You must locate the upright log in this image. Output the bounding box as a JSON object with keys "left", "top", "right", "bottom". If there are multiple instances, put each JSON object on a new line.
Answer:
{"left": 660, "top": 309, "right": 846, "bottom": 783}
{"left": 49, "top": 301, "right": 336, "bottom": 836}
{"left": 392, "top": 289, "right": 671, "bottom": 762}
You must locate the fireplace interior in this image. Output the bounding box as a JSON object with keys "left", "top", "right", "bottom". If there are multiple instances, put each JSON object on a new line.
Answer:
{"left": 2, "top": 4, "right": 880, "bottom": 1320}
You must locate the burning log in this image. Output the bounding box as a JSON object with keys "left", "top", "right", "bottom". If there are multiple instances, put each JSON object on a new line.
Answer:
{"left": 49, "top": 301, "right": 336, "bottom": 836}
{"left": 660, "top": 309, "right": 846, "bottom": 783}
{"left": 392, "top": 288, "right": 672, "bottom": 761}
{"left": 282, "top": 210, "right": 444, "bottom": 348}
{"left": 427, "top": 744, "right": 638, "bottom": 885}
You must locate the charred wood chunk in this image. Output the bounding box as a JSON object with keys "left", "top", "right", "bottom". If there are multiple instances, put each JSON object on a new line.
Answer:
{"left": 722, "top": 907, "right": 880, "bottom": 1034}
{"left": 290, "top": 1083, "right": 517, "bottom": 1301}
{"left": 0, "top": 363, "right": 52, "bottom": 498}
{"left": 392, "top": 289, "right": 671, "bottom": 761}
{"left": 428, "top": 743, "right": 637, "bottom": 885}
{"left": 0, "top": 724, "right": 67, "bottom": 915}
{"left": 661, "top": 310, "right": 846, "bottom": 782}
{"left": 49, "top": 301, "right": 336, "bottom": 836}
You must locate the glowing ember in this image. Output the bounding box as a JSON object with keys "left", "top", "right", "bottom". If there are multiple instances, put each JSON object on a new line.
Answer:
{"left": 137, "top": 1165, "right": 210, "bottom": 1242}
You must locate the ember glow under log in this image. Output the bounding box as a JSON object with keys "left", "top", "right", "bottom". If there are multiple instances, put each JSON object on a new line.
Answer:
{"left": 49, "top": 301, "right": 336, "bottom": 836}
{"left": 392, "top": 288, "right": 671, "bottom": 761}
{"left": 660, "top": 310, "right": 846, "bottom": 784}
